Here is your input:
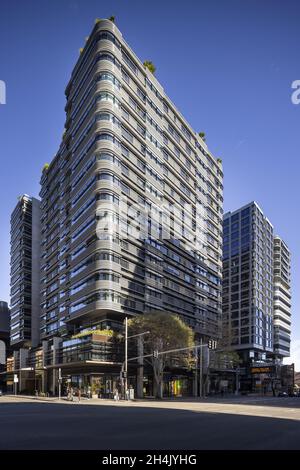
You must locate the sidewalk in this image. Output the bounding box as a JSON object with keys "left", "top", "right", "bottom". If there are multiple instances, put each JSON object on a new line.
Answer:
{"left": 3, "top": 393, "right": 277, "bottom": 405}
{"left": 2, "top": 394, "right": 136, "bottom": 404}
{"left": 4, "top": 394, "right": 60, "bottom": 403}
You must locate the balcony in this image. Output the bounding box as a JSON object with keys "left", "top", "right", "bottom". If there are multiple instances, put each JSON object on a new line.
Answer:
{"left": 62, "top": 332, "right": 124, "bottom": 365}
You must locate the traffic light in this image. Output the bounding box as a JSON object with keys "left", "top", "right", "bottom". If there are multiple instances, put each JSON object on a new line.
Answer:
{"left": 208, "top": 339, "right": 217, "bottom": 350}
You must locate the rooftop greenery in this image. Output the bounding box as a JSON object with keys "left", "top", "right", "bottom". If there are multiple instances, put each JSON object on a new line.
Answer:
{"left": 72, "top": 329, "right": 114, "bottom": 339}
{"left": 143, "top": 61, "right": 156, "bottom": 74}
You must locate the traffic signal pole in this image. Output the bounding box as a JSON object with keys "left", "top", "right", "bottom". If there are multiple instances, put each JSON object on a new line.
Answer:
{"left": 123, "top": 318, "right": 149, "bottom": 399}
{"left": 125, "top": 317, "right": 128, "bottom": 397}
{"left": 125, "top": 339, "right": 216, "bottom": 399}
{"left": 194, "top": 347, "right": 198, "bottom": 397}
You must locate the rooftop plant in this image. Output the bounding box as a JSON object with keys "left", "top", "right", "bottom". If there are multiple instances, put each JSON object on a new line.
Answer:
{"left": 198, "top": 131, "right": 206, "bottom": 142}
{"left": 143, "top": 61, "right": 156, "bottom": 74}
{"left": 72, "top": 329, "right": 114, "bottom": 339}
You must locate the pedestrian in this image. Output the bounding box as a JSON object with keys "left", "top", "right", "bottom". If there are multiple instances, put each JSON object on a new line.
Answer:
{"left": 87, "top": 385, "right": 91, "bottom": 400}
{"left": 114, "top": 388, "right": 119, "bottom": 401}
{"left": 78, "top": 388, "right": 81, "bottom": 403}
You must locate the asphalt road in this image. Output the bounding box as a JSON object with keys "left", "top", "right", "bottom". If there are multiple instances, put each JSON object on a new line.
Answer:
{"left": 1, "top": 396, "right": 300, "bottom": 449}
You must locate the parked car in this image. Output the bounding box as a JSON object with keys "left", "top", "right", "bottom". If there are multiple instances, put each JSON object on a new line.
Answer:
{"left": 278, "top": 391, "right": 288, "bottom": 397}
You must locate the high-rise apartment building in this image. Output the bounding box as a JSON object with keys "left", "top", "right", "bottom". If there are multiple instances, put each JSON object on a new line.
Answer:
{"left": 0, "top": 301, "right": 9, "bottom": 335}
{"left": 273, "top": 236, "right": 291, "bottom": 359}
{"left": 223, "top": 202, "right": 274, "bottom": 362}
{"left": 36, "top": 18, "right": 223, "bottom": 394}
{"left": 0, "top": 301, "right": 10, "bottom": 390}
{"left": 10, "top": 195, "right": 41, "bottom": 348}
{"left": 222, "top": 202, "right": 293, "bottom": 393}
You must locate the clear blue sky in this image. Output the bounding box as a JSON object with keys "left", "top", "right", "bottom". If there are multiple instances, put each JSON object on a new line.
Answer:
{"left": 0, "top": 0, "right": 299, "bottom": 365}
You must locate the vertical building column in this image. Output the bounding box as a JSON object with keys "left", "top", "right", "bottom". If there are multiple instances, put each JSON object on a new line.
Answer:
{"left": 42, "top": 340, "right": 48, "bottom": 393}
{"left": 31, "top": 198, "right": 41, "bottom": 348}
{"left": 52, "top": 337, "right": 62, "bottom": 396}
{"left": 19, "top": 348, "right": 29, "bottom": 392}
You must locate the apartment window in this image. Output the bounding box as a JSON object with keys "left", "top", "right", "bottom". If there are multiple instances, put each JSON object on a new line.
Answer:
{"left": 97, "top": 31, "right": 121, "bottom": 49}
{"left": 122, "top": 70, "right": 130, "bottom": 84}
{"left": 122, "top": 52, "right": 138, "bottom": 75}
{"left": 97, "top": 72, "right": 121, "bottom": 89}
{"left": 98, "top": 192, "right": 119, "bottom": 204}
{"left": 99, "top": 172, "right": 120, "bottom": 184}
{"left": 122, "top": 126, "right": 134, "bottom": 143}
{"left": 122, "top": 108, "right": 129, "bottom": 121}
{"left": 97, "top": 152, "right": 120, "bottom": 166}
{"left": 97, "top": 92, "right": 121, "bottom": 108}
{"left": 98, "top": 52, "right": 121, "bottom": 69}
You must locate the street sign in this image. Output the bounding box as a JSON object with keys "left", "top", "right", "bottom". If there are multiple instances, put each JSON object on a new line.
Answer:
{"left": 208, "top": 339, "right": 217, "bottom": 350}
{"left": 250, "top": 366, "right": 274, "bottom": 374}
{"left": 13, "top": 374, "right": 18, "bottom": 383}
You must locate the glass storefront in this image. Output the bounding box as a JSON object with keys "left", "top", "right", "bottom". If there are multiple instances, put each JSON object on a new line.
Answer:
{"left": 143, "top": 374, "right": 193, "bottom": 397}
{"left": 61, "top": 373, "right": 134, "bottom": 399}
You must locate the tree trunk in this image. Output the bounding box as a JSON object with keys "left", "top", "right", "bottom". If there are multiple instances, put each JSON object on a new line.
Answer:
{"left": 153, "top": 360, "right": 164, "bottom": 399}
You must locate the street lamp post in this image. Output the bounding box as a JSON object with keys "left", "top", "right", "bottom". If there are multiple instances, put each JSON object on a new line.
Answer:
{"left": 235, "top": 367, "right": 240, "bottom": 395}
{"left": 194, "top": 347, "right": 198, "bottom": 397}
{"left": 123, "top": 317, "right": 149, "bottom": 399}
{"left": 199, "top": 337, "right": 203, "bottom": 398}
{"left": 58, "top": 367, "right": 62, "bottom": 400}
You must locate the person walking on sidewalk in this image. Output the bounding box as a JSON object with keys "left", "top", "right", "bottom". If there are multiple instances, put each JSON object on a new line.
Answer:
{"left": 114, "top": 387, "right": 119, "bottom": 401}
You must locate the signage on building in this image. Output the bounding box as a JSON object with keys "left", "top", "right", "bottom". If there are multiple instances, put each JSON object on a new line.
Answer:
{"left": 250, "top": 366, "right": 274, "bottom": 374}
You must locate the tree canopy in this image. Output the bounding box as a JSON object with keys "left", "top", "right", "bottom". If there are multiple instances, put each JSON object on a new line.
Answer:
{"left": 128, "top": 312, "right": 194, "bottom": 397}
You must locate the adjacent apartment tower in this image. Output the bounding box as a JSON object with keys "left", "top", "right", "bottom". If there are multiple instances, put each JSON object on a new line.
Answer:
{"left": 223, "top": 202, "right": 291, "bottom": 385}
{"left": 34, "top": 18, "right": 223, "bottom": 395}
{"left": 223, "top": 202, "right": 275, "bottom": 361}
{"left": 273, "top": 236, "right": 291, "bottom": 359}
{"left": 10, "top": 195, "right": 41, "bottom": 348}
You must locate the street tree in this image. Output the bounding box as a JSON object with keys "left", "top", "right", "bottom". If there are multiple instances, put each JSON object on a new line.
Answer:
{"left": 128, "top": 312, "right": 194, "bottom": 398}
{"left": 211, "top": 327, "right": 242, "bottom": 370}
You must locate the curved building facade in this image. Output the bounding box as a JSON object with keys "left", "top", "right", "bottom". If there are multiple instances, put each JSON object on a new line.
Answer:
{"left": 8, "top": 19, "right": 223, "bottom": 396}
